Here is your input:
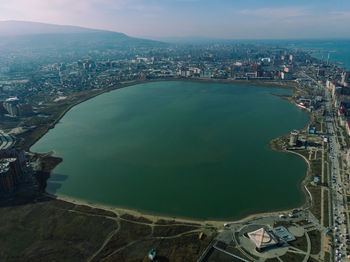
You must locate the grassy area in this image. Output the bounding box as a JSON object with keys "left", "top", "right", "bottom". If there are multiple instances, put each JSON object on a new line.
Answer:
{"left": 324, "top": 252, "right": 331, "bottom": 262}
{"left": 223, "top": 246, "right": 253, "bottom": 261}
{"left": 279, "top": 251, "right": 306, "bottom": 262}
{"left": 307, "top": 257, "right": 320, "bottom": 262}
{"left": 265, "top": 258, "right": 280, "bottom": 262}
{"left": 324, "top": 153, "right": 328, "bottom": 184}
{"left": 340, "top": 126, "right": 350, "bottom": 148}
{"left": 269, "top": 135, "right": 289, "bottom": 151}
{"left": 153, "top": 225, "right": 199, "bottom": 237}
{"left": 274, "top": 221, "right": 293, "bottom": 228}
{"left": 206, "top": 247, "right": 257, "bottom": 262}
{"left": 339, "top": 156, "right": 343, "bottom": 170}
{"left": 315, "top": 121, "right": 322, "bottom": 132}
{"left": 309, "top": 230, "right": 321, "bottom": 255}
{"left": 0, "top": 197, "right": 217, "bottom": 262}
{"left": 309, "top": 186, "right": 322, "bottom": 221}
{"left": 91, "top": 220, "right": 152, "bottom": 261}
{"left": 324, "top": 191, "right": 329, "bottom": 227}
{"left": 120, "top": 214, "right": 152, "bottom": 224}
{"left": 73, "top": 204, "right": 117, "bottom": 217}
{"left": 297, "top": 149, "right": 309, "bottom": 160}
{"left": 297, "top": 220, "right": 311, "bottom": 226}
{"left": 311, "top": 113, "right": 323, "bottom": 132}
{"left": 206, "top": 249, "right": 242, "bottom": 262}
{"left": 289, "top": 234, "right": 307, "bottom": 251}
{"left": 310, "top": 159, "right": 322, "bottom": 178}
{"left": 0, "top": 199, "right": 118, "bottom": 262}
{"left": 102, "top": 232, "right": 214, "bottom": 262}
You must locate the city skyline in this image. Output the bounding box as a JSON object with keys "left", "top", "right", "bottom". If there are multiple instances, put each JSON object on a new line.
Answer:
{"left": 0, "top": 0, "right": 349, "bottom": 39}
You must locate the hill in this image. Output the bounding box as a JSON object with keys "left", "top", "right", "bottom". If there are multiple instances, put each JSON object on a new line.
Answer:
{"left": 0, "top": 21, "right": 165, "bottom": 62}
{"left": 0, "top": 21, "right": 105, "bottom": 36}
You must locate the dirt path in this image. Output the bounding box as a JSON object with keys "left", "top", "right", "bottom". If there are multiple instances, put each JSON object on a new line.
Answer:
{"left": 88, "top": 223, "right": 121, "bottom": 262}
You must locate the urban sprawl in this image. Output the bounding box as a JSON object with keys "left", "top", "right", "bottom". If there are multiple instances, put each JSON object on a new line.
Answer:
{"left": 1, "top": 42, "right": 350, "bottom": 262}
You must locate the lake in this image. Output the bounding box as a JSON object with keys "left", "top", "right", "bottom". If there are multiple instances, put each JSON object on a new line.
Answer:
{"left": 32, "top": 81, "right": 309, "bottom": 220}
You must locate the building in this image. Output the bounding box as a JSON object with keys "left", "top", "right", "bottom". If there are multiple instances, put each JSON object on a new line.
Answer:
{"left": 261, "top": 58, "right": 271, "bottom": 63}
{"left": 17, "top": 104, "right": 33, "bottom": 115}
{"left": 3, "top": 99, "right": 19, "bottom": 116}
{"left": 0, "top": 158, "right": 21, "bottom": 194}
{"left": 342, "top": 71, "right": 350, "bottom": 87}
{"left": 248, "top": 227, "right": 279, "bottom": 252}
{"left": 273, "top": 226, "right": 295, "bottom": 242}
{"left": 318, "top": 68, "right": 325, "bottom": 77}
{"left": 346, "top": 122, "right": 350, "bottom": 137}
{"left": 346, "top": 149, "right": 350, "bottom": 169}
{"left": 281, "top": 71, "right": 293, "bottom": 80}
{"left": 289, "top": 130, "right": 299, "bottom": 146}
{"left": 308, "top": 126, "right": 316, "bottom": 134}
{"left": 284, "top": 66, "right": 292, "bottom": 73}
{"left": 0, "top": 149, "right": 26, "bottom": 195}
{"left": 200, "top": 69, "right": 212, "bottom": 79}
{"left": 0, "top": 161, "right": 15, "bottom": 193}
{"left": 2, "top": 97, "right": 33, "bottom": 117}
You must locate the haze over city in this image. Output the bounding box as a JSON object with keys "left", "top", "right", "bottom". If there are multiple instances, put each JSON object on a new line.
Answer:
{"left": 0, "top": 0, "right": 350, "bottom": 39}
{"left": 1, "top": 0, "right": 350, "bottom": 261}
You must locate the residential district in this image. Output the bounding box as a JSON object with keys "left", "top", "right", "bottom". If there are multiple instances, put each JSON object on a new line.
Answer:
{"left": 1, "top": 40, "right": 350, "bottom": 262}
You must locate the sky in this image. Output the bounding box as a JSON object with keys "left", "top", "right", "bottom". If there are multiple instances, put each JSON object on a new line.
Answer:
{"left": 0, "top": 0, "right": 349, "bottom": 39}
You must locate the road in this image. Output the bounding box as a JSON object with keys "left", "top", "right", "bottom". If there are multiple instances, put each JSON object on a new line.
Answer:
{"left": 324, "top": 88, "right": 350, "bottom": 262}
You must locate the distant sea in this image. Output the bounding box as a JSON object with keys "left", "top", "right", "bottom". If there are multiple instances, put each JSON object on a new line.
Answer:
{"left": 285, "top": 39, "right": 350, "bottom": 70}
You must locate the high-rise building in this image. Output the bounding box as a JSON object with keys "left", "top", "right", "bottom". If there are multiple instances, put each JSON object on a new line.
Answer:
{"left": 341, "top": 71, "right": 350, "bottom": 87}
{"left": 289, "top": 130, "right": 299, "bottom": 146}
{"left": 3, "top": 102, "right": 18, "bottom": 117}
{"left": 318, "top": 68, "right": 325, "bottom": 77}
{"left": 2, "top": 97, "right": 33, "bottom": 117}
{"left": 200, "top": 69, "right": 212, "bottom": 79}
{"left": 0, "top": 149, "right": 26, "bottom": 195}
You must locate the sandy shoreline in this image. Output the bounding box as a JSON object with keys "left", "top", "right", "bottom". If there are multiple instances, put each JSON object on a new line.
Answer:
{"left": 32, "top": 78, "right": 310, "bottom": 226}
{"left": 50, "top": 193, "right": 225, "bottom": 227}
{"left": 51, "top": 192, "right": 301, "bottom": 228}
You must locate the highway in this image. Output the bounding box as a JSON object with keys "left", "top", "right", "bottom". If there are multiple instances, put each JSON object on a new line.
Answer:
{"left": 325, "top": 88, "right": 350, "bottom": 262}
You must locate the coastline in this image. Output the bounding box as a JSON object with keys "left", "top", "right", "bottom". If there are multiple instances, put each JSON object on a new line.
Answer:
{"left": 49, "top": 192, "right": 223, "bottom": 227}
{"left": 49, "top": 191, "right": 308, "bottom": 227}
{"left": 30, "top": 78, "right": 311, "bottom": 226}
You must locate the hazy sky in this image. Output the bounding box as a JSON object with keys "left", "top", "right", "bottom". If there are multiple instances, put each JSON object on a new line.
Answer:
{"left": 0, "top": 0, "right": 349, "bottom": 39}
